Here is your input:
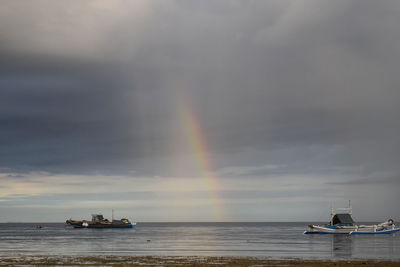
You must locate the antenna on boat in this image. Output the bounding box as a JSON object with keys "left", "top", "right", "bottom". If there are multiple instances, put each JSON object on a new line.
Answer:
{"left": 348, "top": 200, "right": 352, "bottom": 215}
{"left": 112, "top": 209, "right": 114, "bottom": 221}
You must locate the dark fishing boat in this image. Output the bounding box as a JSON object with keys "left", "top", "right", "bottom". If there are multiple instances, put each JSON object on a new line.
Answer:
{"left": 66, "top": 214, "right": 136, "bottom": 229}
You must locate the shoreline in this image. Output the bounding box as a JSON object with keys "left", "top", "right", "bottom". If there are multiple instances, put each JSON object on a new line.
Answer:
{"left": 1, "top": 255, "right": 400, "bottom": 266}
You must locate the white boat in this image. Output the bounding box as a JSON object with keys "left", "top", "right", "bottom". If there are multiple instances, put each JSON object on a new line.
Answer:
{"left": 304, "top": 201, "right": 400, "bottom": 235}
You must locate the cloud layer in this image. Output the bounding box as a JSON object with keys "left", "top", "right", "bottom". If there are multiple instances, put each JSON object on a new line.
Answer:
{"left": 1, "top": 0, "right": 399, "bottom": 221}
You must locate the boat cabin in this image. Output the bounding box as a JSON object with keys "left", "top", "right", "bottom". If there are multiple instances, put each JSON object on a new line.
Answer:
{"left": 92, "top": 214, "right": 105, "bottom": 222}
{"left": 330, "top": 213, "right": 355, "bottom": 226}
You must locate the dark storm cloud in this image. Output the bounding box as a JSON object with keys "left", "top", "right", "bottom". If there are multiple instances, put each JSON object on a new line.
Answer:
{"left": 0, "top": 0, "right": 399, "bottom": 185}
{"left": 0, "top": 55, "right": 180, "bottom": 174}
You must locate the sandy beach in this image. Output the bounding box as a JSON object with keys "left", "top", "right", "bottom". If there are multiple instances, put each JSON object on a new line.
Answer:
{"left": 1, "top": 255, "right": 400, "bottom": 266}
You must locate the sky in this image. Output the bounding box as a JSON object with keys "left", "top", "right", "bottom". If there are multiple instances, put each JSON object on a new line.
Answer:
{"left": 0, "top": 0, "right": 399, "bottom": 222}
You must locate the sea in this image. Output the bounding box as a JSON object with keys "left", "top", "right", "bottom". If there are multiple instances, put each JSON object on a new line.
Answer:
{"left": 0, "top": 222, "right": 399, "bottom": 260}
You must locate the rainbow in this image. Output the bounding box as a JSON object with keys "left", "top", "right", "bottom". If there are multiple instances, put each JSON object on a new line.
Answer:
{"left": 180, "top": 95, "right": 224, "bottom": 221}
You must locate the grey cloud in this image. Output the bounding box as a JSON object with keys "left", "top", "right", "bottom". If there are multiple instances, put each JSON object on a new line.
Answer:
{"left": 0, "top": 188, "right": 329, "bottom": 208}
{"left": 0, "top": 0, "right": 400, "bottom": 220}
{"left": 0, "top": 192, "right": 157, "bottom": 206}
{"left": 0, "top": 1, "right": 399, "bottom": 176}
{"left": 326, "top": 172, "right": 400, "bottom": 185}
{"left": 5, "top": 174, "right": 25, "bottom": 179}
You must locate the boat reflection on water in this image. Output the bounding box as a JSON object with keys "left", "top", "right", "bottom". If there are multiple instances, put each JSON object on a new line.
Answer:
{"left": 331, "top": 234, "right": 353, "bottom": 258}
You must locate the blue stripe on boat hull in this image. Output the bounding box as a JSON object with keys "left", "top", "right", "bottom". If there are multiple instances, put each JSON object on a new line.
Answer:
{"left": 350, "top": 228, "right": 400, "bottom": 235}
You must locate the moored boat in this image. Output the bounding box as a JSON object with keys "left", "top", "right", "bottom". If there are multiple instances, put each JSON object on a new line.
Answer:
{"left": 66, "top": 214, "right": 136, "bottom": 229}
{"left": 304, "top": 201, "right": 399, "bottom": 235}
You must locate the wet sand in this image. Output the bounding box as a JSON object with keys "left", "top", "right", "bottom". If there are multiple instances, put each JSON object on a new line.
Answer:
{"left": 1, "top": 255, "right": 400, "bottom": 266}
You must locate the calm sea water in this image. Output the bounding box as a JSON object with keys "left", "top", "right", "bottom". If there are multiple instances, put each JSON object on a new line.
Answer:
{"left": 0, "top": 222, "right": 399, "bottom": 260}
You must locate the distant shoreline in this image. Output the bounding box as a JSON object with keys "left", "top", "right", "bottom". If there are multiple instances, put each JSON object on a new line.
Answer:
{"left": 1, "top": 255, "right": 399, "bottom": 266}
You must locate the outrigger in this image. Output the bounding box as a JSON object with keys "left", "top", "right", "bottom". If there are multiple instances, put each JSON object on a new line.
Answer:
{"left": 304, "top": 201, "right": 400, "bottom": 235}
{"left": 66, "top": 213, "right": 136, "bottom": 229}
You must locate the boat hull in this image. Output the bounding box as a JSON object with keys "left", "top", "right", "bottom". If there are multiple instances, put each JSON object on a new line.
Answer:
{"left": 304, "top": 225, "right": 399, "bottom": 235}
{"left": 66, "top": 220, "right": 136, "bottom": 229}
{"left": 304, "top": 225, "right": 357, "bottom": 234}
{"left": 350, "top": 228, "right": 400, "bottom": 235}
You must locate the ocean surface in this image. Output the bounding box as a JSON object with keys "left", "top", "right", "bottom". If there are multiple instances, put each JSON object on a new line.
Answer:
{"left": 0, "top": 222, "right": 399, "bottom": 260}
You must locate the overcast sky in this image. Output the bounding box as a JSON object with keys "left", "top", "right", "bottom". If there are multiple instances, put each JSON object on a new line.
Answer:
{"left": 1, "top": 0, "right": 399, "bottom": 222}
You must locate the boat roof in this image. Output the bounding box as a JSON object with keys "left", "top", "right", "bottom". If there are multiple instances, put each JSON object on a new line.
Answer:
{"left": 332, "top": 213, "right": 354, "bottom": 225}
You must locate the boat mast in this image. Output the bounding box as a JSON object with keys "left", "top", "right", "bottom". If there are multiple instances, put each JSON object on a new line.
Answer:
{"left": 112, "top": 209, "right": 114, "bottom": 221}
{"left": 348, "top": 200, "right": 352, "bottom": 215}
